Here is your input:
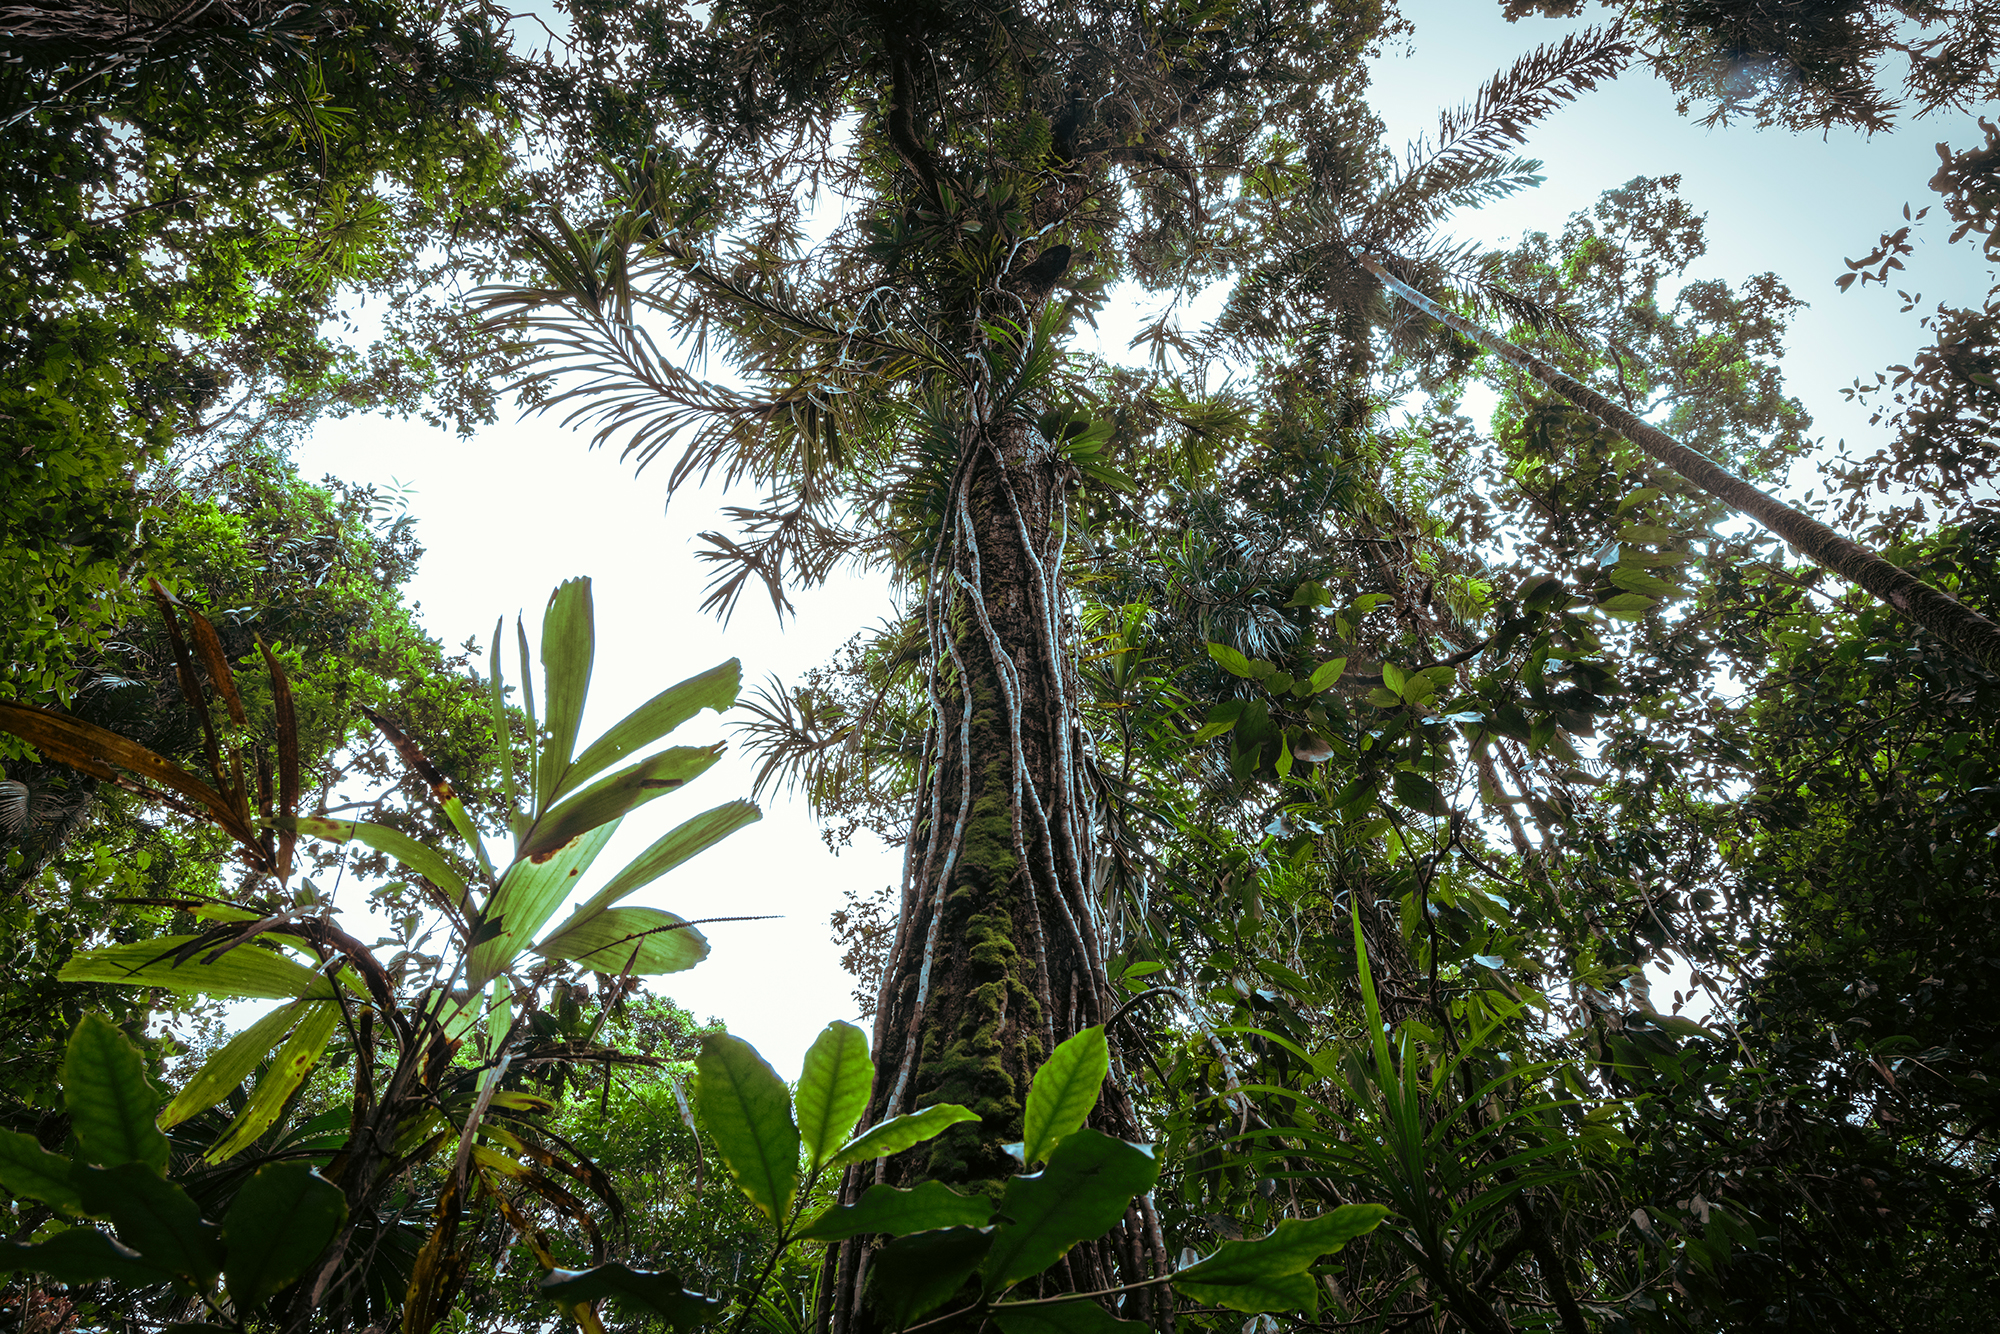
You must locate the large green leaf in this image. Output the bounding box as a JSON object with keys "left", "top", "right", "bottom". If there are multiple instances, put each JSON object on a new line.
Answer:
{"left": 60, "top": 937, "right": 335, "bottom": 1001}
{"left": 286, "top": 817, "right": 471, "bottom": 910}
{"left": 159, "top": 1000, "right": 321, "bottom": 1129}
{"left": 488, "top": 619, "right": 524, "bottom": 842}
{"left": 796, "top": 1021, "right": 873, "bottom": 1172}
{"left": 694, "top": 1034, "right": 799, "bottom": 1222}
{"left": 0, "top": 1129, "right": 80, "bottom": 1212}
{"left": 574, "top": 799, "right": 761, "bottom": 918}
{"left": 1173, "top": 1205, "right": 1390, "bottom": 1314}
{"left": 64, "top": 1015, "right": 167, "bottom": 1173}
{"left": 864, "top": 1226, "right": 992, "bottom": 1328}
{"left": 0, "top": 1228, "right": 162, "bottom": 1284}
{"left": 76, "top": 1163, "right": 223, "bottom": 1288}
{"left": 1021, "top": 1025, "right": 1107, "bottom": 1166}
{"left": 467, "top": 819, "right": 620, "bottom": 991}
{"left": 1206, "top": 642, "right": 1258, "bottom": 679}
{"left": 798, "top": 1181, "right": 995, "bottom": 1242}
{"left": 531, "top": 906, "right": 708, "bottom": 975}
{"left": 1391, "top": 770, "right": 1450, "bottom": 817}
{"left": 540, "top": 1264, "right": 721, "bottom": 1328}
{"left": 518, "top": 745, "right": 723, "bottom": 861}
{"left": 204, "top": 1002, "right": 341, "bottom": 1164}
{"left": 980, "top": 1130, "right": 1157, "bottom": 1294}
{"left": 556, "top": 659, "right": 742, "bottom": 804}
{"left": 221, "top": 1162, "right": 348, "bottom": 1307}
{"left": 830, "top": 1103, "right": 982, "bottom": 1169}
{"left": 992, "top": 1301, "right": 1151, "bottom": 1334}
{"left": 537, "top": 576, "right": 595, "bottom": 811}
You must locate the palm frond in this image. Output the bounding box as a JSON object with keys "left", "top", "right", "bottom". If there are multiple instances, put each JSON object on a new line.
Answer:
{"left": 1359, "top": 23, "right": 1633, "bottom": 247}
{"left": 0, "top": 778, "right": 29, "bottom": 835}
{"left": 473, "top": 214, "right": 956, "bottom": 503}
{"left": 694, "top": 496, "right": 864, "bottom": 624}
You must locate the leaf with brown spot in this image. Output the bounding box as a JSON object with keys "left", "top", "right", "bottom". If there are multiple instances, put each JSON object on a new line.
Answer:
{"left": 517, "top": 745, "right": 723, "bottom": 861}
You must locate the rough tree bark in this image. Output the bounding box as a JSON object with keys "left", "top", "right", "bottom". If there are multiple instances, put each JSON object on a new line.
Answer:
{"left": 824, "top": 405, "right": 1169, "bottom": 1328}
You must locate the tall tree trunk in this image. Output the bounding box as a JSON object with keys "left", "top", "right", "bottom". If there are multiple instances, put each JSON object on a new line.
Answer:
{"left": 1359, "top": 253, "right": 2000, "bottom": 673}
{"left": 828, "top": 416, "right": 1166, "bottom": 1329}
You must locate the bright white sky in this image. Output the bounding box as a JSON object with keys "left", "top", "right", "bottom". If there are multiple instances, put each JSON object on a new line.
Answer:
{"left": 291, "top": 3, "right": 1985, "bottom": 1075}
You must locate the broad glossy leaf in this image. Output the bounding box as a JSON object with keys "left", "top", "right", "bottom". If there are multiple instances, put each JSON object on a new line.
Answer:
{"left": 865, "top": 1226, "right": 992, "bottom": 1328}
{"left": 488, "top": 620, "right": 523, "bottom": 840}
{"left": 541, "top": 1263, "right": 721, "bottom": 1328}
{"left": 1609, "top": 567, "right": 1687, "bottom": 599}
{"left": 1174, "top": 1205, "right": 1389, "bottom": 1314}
{"left": 1021, "top": 1025, "right": 1107, "bottom": 1166}
{"left": 160, "top": 1000, "right": 321, "bottom": 1129}
{"left": 60, "top": 937, "right": 335, "bottom": 1001}
{"left": 532, "top": 906, "right": 708, "bottom": 975}
{"left": 221, "top": 1162, "right": 347, "bottom": 1307}
{"left": 1616, "top": 486, "right": 1662, "bottom": 516}
{"left": 519, "top": 745, "right": 722, "bottom": 861}
{"left": 1205, "top": 642, "right": 1256, "bottom": 678}
{"left": 285, "top": 817, "right": 470, "bottom": 911}
{"left": 537, "top": 577, "right": 595, "bottom": 811}
{"left": 830, "top": 1103, "right": 982, "bottom": 1169}
{"left": 1391, "top": 771, "right": 1449, "bottom": 816}
{"left": 76, "top": 1163, "right": 223, "bottom": 1287}
{"left": 796, "top": 1021, "right": 872, "bottom": 1172}
{"left": 0, "top": 1128, "right": 80, "bottom": 1212}
{"left": 0, "top": 1228, "right": 161, "bottom": 1284}
{"left": 467, "top": 820, "right": 620, "bottom": 991}
{"left": 1189, "top": 700, "right": 1246, "bottom": 743}
{"left": 798, "top": 1180, "right": 994, "bottom": 1242}
{"left": 980, "top": 1130, "right": 1157, "bottom": 1294}
{"left": 1308, "top": 658, "right": 1348, "bottom": 693}
{"left": 204, "top": 1002, "right": 340, "bottom": 1164}
{"left": 1174, "top": 1271, "right": 1316, "bottom": 1313}
{"left": 557, "top": 659, "right": 742, "bottom": 803}
{"left": 694, "top": 1034, "right": 799, "bottom": 1221}
{"left": 992, "top": 1300, "right": 1151, "bottom": 1334}
{"left": 1598, "top": 591, "right": 1657, "bottom": 619}
{"left": 574, "top": 799, "right": 761, "bottom": 918}
{"left": 65, "top": 1015, "right": 167, "bottom": 1173}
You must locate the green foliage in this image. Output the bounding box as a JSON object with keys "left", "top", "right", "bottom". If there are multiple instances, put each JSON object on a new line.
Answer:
{"left": 695, "top": 1034, "right": 802, "bottom": 1224}
{"left": 0, "top": 579, "right": 758, "bottom": 1331}
{"left": 544, "top": 1020, "right": 1383, "bottom": 1329}
{"left": 0, "top": 1020, "right": 345, "bottom": 1314}
{"left": 1019, "top": 1026, "right": 1110, "bottom": 1167}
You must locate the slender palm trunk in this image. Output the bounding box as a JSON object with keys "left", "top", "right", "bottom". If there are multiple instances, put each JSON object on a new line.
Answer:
{"left": 1360, "top": 253, "right": 2000, "bottom": 673}
{"left": 826, "top": 417, "right": 1165, "bottom": 1329}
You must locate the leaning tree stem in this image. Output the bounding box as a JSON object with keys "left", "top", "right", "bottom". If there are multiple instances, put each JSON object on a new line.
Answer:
{"left": 1359, "top": 252, "right": 2000, "bottom": 674}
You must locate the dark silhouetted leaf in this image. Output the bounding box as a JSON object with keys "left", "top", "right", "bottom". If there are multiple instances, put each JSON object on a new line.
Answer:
{"left": 64, "top": 1015, "right": 167, "bottom": 1173}
{"left": 221, "top": 1162, "right": 347, "bottom": 1307}
{"left": 0, "top": 1129, "right": 80, "bottom": 1212}
{"left": 1174, "top": 1205, "right": 1390, "bottom": 1313}
{"left": 76, "top": 1163, "right": 222, "bottom": 1288}
{"left": 865, "top": 1226, "right": 992, "bottom": 1328}
{"left": 541, "top": 1262, "right": 721, "bottom": 1327}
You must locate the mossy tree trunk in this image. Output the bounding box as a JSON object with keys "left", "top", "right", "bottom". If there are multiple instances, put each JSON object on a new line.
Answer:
{"left": 827, "top": 413, "right": 1166, "bottom": 1327}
